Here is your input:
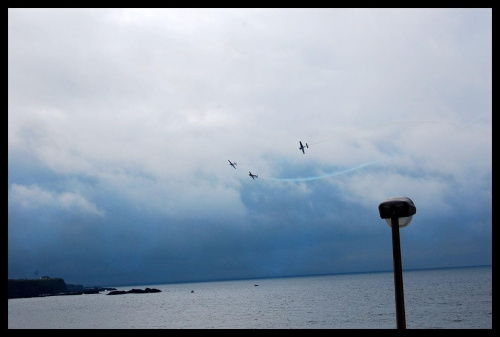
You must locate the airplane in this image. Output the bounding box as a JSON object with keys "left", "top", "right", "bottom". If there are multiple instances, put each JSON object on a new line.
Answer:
{"left": 228, "top": 160, "right": 237, "bottom": 169}
{"left": 299, "top": 141, "right": 309, "bottom": 154}
{"left": 249, "top": 171, "right": 258, "bottom": 180}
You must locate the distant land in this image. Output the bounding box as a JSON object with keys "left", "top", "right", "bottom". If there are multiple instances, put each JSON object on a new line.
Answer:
{"left": 7, "top": 277, "right": 115, "bottom": 299}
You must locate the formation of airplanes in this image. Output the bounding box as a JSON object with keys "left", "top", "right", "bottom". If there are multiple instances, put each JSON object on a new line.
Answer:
{"left": 229, "top": 141, "right": 308, "bottom": 180}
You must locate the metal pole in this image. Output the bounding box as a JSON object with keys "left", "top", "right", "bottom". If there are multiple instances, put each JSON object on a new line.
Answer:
{"left": 391, "top": 216, "right": 406, "bottom": 329}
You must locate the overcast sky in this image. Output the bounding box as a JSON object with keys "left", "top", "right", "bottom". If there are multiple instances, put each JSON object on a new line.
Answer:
{"left": 8, "top": 8, "right": 492, "bottom": 287}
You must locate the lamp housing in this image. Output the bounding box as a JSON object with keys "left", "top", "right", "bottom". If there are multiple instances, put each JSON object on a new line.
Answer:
{"left": 378, "top": 197, "right": 416, "bottom": 228}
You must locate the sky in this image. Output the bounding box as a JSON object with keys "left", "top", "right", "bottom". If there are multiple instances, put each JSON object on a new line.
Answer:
{"left": 8, "top": 8, "right": 492, "bottom": 287}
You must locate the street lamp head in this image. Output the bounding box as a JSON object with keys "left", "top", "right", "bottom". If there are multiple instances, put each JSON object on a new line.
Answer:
{"left": 378, "top": 196, "right": 416, "bottom": 228}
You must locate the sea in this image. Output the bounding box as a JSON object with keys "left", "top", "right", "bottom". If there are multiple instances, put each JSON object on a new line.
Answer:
{"left": 8, "top": 265, "right": 491, "bottom": 329}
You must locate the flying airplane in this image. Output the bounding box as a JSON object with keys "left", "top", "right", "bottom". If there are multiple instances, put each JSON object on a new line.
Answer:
{"left": 299, "top": 141, "right": 309, "bottom": 154}
{"left": 249, "top": 171, "right": 258, "bottom": 180}
{"left": 228, "top": 160, "right": 237, "bottom": 169}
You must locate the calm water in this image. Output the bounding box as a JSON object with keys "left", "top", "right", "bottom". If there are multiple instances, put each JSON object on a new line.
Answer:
{"left": 8, "top": 266, "right": 492, "bottom": 329}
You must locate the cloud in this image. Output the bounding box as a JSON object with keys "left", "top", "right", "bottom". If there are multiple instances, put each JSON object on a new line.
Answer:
{"left": 9, "top": 183, "right": 105, "bottom": 217}
{"left": 8, "top": 8, "right": 491, "bottom": 286}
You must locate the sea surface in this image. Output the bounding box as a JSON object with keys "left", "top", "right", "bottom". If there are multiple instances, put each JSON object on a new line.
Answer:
{"left": 8, "top": 266, "right": 492, "bottom": 329}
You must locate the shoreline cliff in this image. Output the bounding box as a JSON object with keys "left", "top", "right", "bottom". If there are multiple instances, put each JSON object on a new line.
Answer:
{"left": 8, "top": 278, "right": 116, "bottom": 299}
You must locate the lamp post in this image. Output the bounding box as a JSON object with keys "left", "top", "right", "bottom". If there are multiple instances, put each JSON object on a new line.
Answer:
{"left": 378, "top": 196, "right": 416, "bottom": 330}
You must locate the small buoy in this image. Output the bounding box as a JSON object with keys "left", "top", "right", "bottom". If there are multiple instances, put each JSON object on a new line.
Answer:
{"left": 191, "top": 290, "right": 194, "bottom": 293}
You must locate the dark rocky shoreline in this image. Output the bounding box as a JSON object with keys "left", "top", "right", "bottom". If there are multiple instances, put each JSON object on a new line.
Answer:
{"left": 8, "top": 278, "right": 160, "bottom": 299}
{"left": 107, "top": 287, "right": 161, "bottom": 295}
